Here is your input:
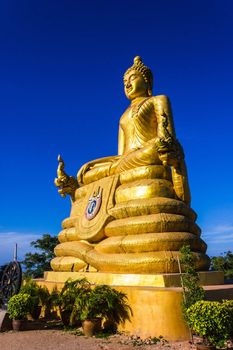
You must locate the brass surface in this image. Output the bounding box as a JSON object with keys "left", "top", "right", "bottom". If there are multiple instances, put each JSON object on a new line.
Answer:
{"left": 119, "top": 165, "right": 172, "bottom": 184}
{"left": 115, "top": 179, "right": 175, "bottom": 203}
{"left": 108, "top": 197, "right": 197, "bottom": 220}
{"left": 104, "top": 213, "right": 201, "bottom": 237}
{"left": 95, "top": 232, "right": 207, "bottom": 254}
{"left": 43, "top": 271, "right": 225, "bottom": 287}
{"left": 52, "top": 56, "right": 210, "bottom": 274}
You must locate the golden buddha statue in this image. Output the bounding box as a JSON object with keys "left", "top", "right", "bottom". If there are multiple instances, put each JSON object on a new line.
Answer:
{"left": 52, "top": 56, "right": 210, "bottom": 274}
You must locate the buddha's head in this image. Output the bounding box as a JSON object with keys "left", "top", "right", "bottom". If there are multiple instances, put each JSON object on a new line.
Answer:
{"left": 124, "top": 56, "right": 153, "bottom": 100}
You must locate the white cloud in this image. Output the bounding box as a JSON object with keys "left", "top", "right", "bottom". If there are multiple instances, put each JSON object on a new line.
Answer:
{"left": 202, "top": 223, "right": 233, "bottom": 256}
{"left": 210, "top": 233, "right": 233, "bottom": 243}
{"left": 204, "top": 224, "right": 233, "bottom": 237}
{"left": 0, "top": 231, "right": 41, "bottom": 265}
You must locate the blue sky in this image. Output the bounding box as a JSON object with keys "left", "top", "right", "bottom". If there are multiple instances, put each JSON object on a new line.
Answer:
{"left": 0, "top": 0, "right": 233, "bottom": 265}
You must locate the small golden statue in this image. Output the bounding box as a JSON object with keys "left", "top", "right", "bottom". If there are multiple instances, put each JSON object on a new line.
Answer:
{"left": 54, "top": 155, "right": 78, "bottom": 200}
{"left": 52, "top": 56, "right": 210, "bottom": 274}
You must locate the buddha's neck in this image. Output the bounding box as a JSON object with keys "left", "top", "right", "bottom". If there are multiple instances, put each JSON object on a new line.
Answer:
{"left": 130, "top": 96, "right": 148, "bottom": 106}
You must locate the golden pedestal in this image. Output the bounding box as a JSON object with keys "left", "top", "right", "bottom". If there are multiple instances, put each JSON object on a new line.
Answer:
{"left": 36, "top": 271, "right": 229, "bottom": 341}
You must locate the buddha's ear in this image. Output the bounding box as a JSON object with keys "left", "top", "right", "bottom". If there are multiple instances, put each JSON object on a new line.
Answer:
{"left": 148, "top": 88, "right": 152, "bottom": 96}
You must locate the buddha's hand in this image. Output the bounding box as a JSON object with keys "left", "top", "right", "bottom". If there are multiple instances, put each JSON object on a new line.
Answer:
{"left": 155, "top": 137, "right": 184, "bottom": 168}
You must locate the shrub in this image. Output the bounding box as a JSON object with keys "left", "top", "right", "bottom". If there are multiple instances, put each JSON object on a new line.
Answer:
{"left": 186, "top": 300, "right": 233, "bottom": 348}
{"left": 74, "top": 284, "right": 132, "bottom": 326}
{"left": 221, "top": 299, "right": 233, "bottom": 338}
{"left": 57, "top": 278, "right": 91, "bottom": 312}
{"left": 179, "top": 245, "right": 205, "bottom": 311}
{"left": 20, "top": 279, "right": 50, "bottom": 317}
{"left": 52, "top": 278, "right": 91, "bottom": 326}
{"left": 8, "top": 293, "right": 32, "bottom": 320}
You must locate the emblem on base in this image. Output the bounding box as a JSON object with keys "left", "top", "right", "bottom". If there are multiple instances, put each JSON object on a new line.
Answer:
{"left": 85, "top": 187, "right": 103, "bottom": 220}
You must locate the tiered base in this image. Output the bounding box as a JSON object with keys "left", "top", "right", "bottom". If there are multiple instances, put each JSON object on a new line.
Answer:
{"left": 36, "top": 271, "right": 231, "bottom": 341}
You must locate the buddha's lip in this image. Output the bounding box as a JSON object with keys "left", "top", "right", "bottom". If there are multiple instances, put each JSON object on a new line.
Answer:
{"left": 126, "top": 87, "right": 133, "bottom": 92}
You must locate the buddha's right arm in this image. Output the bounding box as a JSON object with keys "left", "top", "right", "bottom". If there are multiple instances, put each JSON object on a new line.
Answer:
{"left": 118, "top": 125, "right": 125, "bottom": 156}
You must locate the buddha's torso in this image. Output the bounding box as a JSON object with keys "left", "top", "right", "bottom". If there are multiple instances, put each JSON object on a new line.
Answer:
{"left": 119, "top": 97, "right": 157, "bottom": 154}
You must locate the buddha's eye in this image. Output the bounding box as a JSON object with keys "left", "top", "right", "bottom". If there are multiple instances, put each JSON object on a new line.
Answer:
{"left": 130, "top": 74, "right": 137, "bottom": 81}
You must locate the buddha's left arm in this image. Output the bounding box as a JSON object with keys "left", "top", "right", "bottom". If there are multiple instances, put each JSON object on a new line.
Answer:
{"left": 111, "top": 96, "right": 174, "bottom": 172}
{"left": 153, "top": 95, "right": 191, "bottom": 205}
{"left": 153, "top": 95, "right": 176, "bottom": 140}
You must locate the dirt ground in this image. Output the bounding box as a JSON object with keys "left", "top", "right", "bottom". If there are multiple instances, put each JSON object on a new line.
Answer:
{"left": 0, "top": 321, "right": 197, "bottom": 350}
{"left": 0, "top": 329, "right": 195, "bottom": 350}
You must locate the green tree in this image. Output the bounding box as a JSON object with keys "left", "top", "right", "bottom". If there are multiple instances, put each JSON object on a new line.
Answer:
{"left": 21, "top": 234, "right": 58, "bottom": 278}
{"left": 211, "top": 251, "right": 233, "bottom": 280}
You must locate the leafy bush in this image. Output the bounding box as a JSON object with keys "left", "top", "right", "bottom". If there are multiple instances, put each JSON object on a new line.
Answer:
{"left": 52, "top": 278, "right": 91, "bottom": 326}
{"left": 27, "top": 278, "right": 133, "bottom": 330}
{"left": 46, "top": 286, "right": 60, "bottom": 314}
{"left": 56, "top": 278, "right": 91, "bottom": 312}
{"left": 180, "top": 245, "right": 205, "bottom": 310}
{"left": 74, "top": 284, "right": 132, "bottom": 326}
{"left": 221, "top": 299, "right": 233, "bottom": 338}
{"left": 8, "top": 293, "right": 32, "bottom": 320}
{"left": 186, "top": 300, "right": 233, "bottom": 348}
{"left": 20, "top": 279, "right": 50, "bottom": 316}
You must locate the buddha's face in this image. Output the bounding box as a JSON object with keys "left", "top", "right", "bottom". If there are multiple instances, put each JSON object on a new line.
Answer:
{"left": 124, "top": 70, "right": 149, "bottom": 100}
